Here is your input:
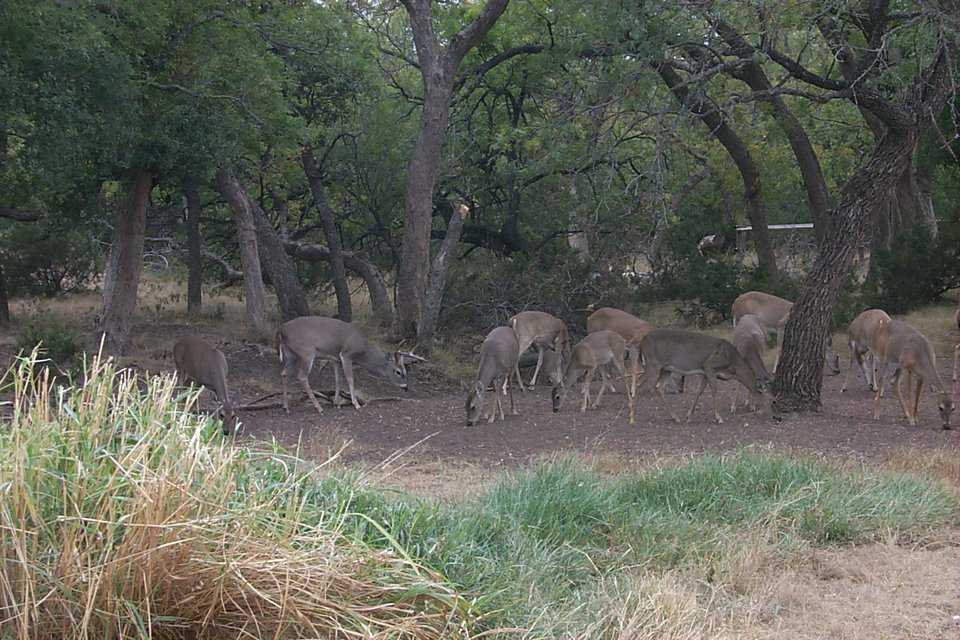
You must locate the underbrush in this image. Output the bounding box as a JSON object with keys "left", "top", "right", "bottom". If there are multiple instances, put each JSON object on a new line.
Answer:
{"left": 1, "top": 353, "right": 956, "bottom": 639}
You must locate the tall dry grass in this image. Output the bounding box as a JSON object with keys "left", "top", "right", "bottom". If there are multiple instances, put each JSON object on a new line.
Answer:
{"left": 0, "top": 351, "right": 466, "bottom": 639}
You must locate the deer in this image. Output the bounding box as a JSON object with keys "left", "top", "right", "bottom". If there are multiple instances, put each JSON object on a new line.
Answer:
{"left": 731, "top": 291, "right": 841, "bottom": 375}
{"left": 870, "top": 319, "right": 953, "bottom": 429}
{"left": 277, "top": 316, "right": 424, "bottom": 416}
{"left": 840, "top": 309, "right": 892, "bottom": 393}
{"left": 173, "top": 336, "right": 238, "bottom": 435}
{"left": 551, "top": 330, "right": 628, "bottom": 414}
{"left": 731, "top": 314, "right": 771, "bottom": 413}
{"left": 466, "top": 326, "right": 520, "bottom": 425}
{"left": 586, "top": 307, "right": 655, "bottom": 393}
{"left": 628, "top": 328, "right": 772, "bottom": 425}
{"left": 508, "top": 310, "right": 569, "bottom": 391}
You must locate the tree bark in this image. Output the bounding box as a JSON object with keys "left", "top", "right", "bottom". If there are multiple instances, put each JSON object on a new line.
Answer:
{"left": 99, "top": 171, "right": 152, "bottom": 354}
{"left": 419, "top": 203, "right": 467, "bottom": 344}
{"left": 712, "top": 19, "right": 831, "bottom": 243}
{"left": 0, "top": 263, "right": 10, "bottom": 327}
{"left": 395, "top": 0, "right": 511, "bottom": 341}
{"left": 302, "top": 145, "right": 352, "bottom": 322}
{"left": 284, "top": 240, "right": 394, "bottom": 327}
{"left": 655, "top": 62, "right": 779, "bottom": 279}
{"left": 182, "top": 176, "right": 203, "bottom": 317}
{"left": 251, "top": 204, "right": 311, "bottom": 321}
{"left": 215, "top": 168, "right": 270, "bottom": 339}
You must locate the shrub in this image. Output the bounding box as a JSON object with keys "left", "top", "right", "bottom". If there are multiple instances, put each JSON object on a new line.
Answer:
{"left": 2, "top": 224, "right": 102, "bottom": 296}
{"left": 868, "top": 224, "right": 960, "bottom": 314}
{"left": 15, "top": 319, "right": 82, "bottom": 370}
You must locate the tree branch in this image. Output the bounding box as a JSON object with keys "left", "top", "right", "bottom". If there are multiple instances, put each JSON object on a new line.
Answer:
{"left": 449, "top": 0, "right": 512, "bottom": 64}
{"left": 0, "top": 207, "right": 40, "bottom": 222}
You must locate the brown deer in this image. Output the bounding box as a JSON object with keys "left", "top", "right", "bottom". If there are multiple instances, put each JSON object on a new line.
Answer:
{"left": 731, "top": 314, "right": 771, "bottom": 412}
{"left": 277, "top": 316, "right": 423, "bottom": 416}
{"left": 870, "top": 319, "right": 953, "bottom": 429}
{"left": 841, "top": 309, "right": 891, "bottom": 393}
{"left": 173, "top": 336, "right": 238, "bottom": 435}
{"left": 586, "top": 307, "right": 655, "bottom": 392}
{"left": 466, "top": 326, "right": 520, "bottom": 425}
{"left": 551, "top": 330, "right": 628, "bottom": 413}
{"left": 732, "top": 291, "right": 841, "bottom": 374}
{"left": 508, "top": 311, "right": 569, "bottom": 391}
{"left": 629, "top": 329, "right": 772, "bottom": 425}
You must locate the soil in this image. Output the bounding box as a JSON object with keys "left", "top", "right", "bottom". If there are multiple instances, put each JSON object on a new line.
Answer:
{"left": 177, "top": 328, "right": 960, "bottom": 468}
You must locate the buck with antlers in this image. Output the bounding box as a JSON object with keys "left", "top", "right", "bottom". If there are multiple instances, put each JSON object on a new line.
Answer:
{"left": 277, "top": 316, "right": 424, "bottom": 416}
{"left": 841, "top": 309, "right": 891, "bottom": 393}
{"left": 466, "top": 326, "right": 520, "bottom": 425}
{"left": 629, "top": 329, "right": 772, "bottom": 425}
{"left": 173, "top": 336, "right": 238, "bottom": 435}
{"left": 870, "top": 319, "right": 953, "bottom": 429}
{"left": 508, "top": 310, "right": 569, "bottom": 391}
{"left": 552, "top": 330, "right": 628, "bottom": 414}
{"left": 732, "top": 291, "right": 841, "bottom": 374}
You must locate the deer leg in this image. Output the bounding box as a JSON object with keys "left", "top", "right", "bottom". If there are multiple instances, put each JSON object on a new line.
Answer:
{"left": 592, "top": 367, "right": 610, "bottom": 409}
{"left": 581, "top": 367, "right": 596, "bottom": 412}
{"left": 514, "top": 362, "right": 527, "bottom": 393}
{"left": 296, "top": 357, "right": 324, "bottom": 417}
{"left": 685, "top": 375, "right": 708, "bottom": 423}
{"left": 893, "top": 368, "right": 910, "bottom": 424}
{"left": 873, "top": 360, "right": 889, "bottom": 420}
{"left": 655, "top": 370, "right": 682, "bottom": 423}
{"left": 912, "top": 375, "right": 923, "bottom": 427}
{"left": 486, "top": 382, "right": 498, "bottom": 423}
{"left": 280, "top": 353, "right": 293, "bottom": 413}
{"left": 842, "top": 342, "right": 857, "bottom": 393}
{"left": 332, "top": 361, "right": 346, "bottom": 408}
{"left": 339, "top": 355, "right": 362, "bottom": 410}
{"left": 529, "top": 348, "right": 545, "bottom": 387}
{"left": 508, "top": 376, "right": 518, "bottom": 416}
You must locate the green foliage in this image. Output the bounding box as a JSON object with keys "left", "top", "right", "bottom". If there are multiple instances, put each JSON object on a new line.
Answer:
{"left": 15, "top": 320, "right": 82, "bottom": 370}
{"left": 3, "top": 223, "right": 101, "bottom": 296}
{"left": 868, "top": 224, "right": 960, "bottom": 314}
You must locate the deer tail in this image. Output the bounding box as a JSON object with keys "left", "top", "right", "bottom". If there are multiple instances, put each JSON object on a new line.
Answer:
{"left": 276, "top": 328, "right": 285, "bottom": 363}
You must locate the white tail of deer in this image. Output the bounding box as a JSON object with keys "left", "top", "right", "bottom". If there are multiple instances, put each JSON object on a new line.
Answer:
{"left": 870, "top": 319, "right": 953, "bottom": 428}
{"left": 732, "top": 291, "right": 841, "bottom": 374}
{"left": 508, "top": 311, "right": 569, "bottom": 391}
{"left": 173, "top": 336, "right": 237, "bottom": 435}
{"left": 277, "top": 316, "right": 424, "bottom": 415}
{"left": 629, "top": 328, "right": 773, "bottom": 425}
{"left": 552, "top": 330, "right": 628, "bottom": 413}
{"left": 466, "top": 326, "right": 520, "bottom": 425}
{"left": 841, "top": 309, "right": 891, "bottom": 393}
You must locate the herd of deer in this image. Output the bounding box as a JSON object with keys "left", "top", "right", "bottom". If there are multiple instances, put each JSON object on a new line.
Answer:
{"left": 173, "top": 291, "right": 957, "bottom": 435}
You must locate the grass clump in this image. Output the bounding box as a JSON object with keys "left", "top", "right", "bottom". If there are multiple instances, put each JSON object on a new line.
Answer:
{"left": 0, "top": 352, "right": 466, "bottom": 639}
{"left": 14, "top": 319, "right": 82, "bottom": 372}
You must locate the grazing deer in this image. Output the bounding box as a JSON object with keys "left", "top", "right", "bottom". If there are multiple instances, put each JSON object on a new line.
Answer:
{"left": 277, "top": 316, "right": 423, "bottom": 416}
{"left": 552, "top": 330, "right": 628, "bottom": 413}
{"left": 629, "top": 329, "right": 771, "bottom": 425}
{"left": 508, "top": 311, "right": 569, "bottom": 391}
{"left": 173, "top": 336, "right": 237, "bottom": 435}
{"left": 841, "top": 309, "right": 891, "bottom": 393}
{"left": 731, "top": 291, "right": 841, "bottom": 374}
{"left": 731, "top": 314, "right": 771, "bottom": 412}
{"left": 870, "top": 319, "right": 953, "bottom": 429}
{"left": 586, "top": 307, "right": 655, "bottom": 392}
{"left": 466, "top": 326, "right": 520, "bottom": 425}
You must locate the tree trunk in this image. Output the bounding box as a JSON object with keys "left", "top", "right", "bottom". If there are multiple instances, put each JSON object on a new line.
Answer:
{"left": 395, "top": 0, "right": 511, "bottom": 340}
{"left": 251, "top": 205, "right": 310, "bottom": 321}
{"left": 419, "top": 203, "right": 467, "bottom": 345}
{"left": 215, "top": 168, "right": 270, "bottom": 339}
{"left": 0, "top": 263, "right": 10, "bottom": 327}
{"left": 656, "top": 62, "right": 778, "bottom": 279}
{"left": 99, "top": 171, "right": 152, "bottom": 354}
{"left": 284, "top": 240, "right": 394, "bottom": 327}
{"left": 302, "top": 145, "right": 352, "bottom": 322}
{"left": 182, "top": 176, "right": 203, "bottom": 317}
{"left": 774, "top": 129, "right": 918, "bottom": 410}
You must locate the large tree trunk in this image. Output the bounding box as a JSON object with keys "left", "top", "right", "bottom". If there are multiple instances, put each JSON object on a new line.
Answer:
{"left": 251, "top": 205, "right": 310, "bottom": 321}
{"left": 419, "top": 203, "right": 467, "bottom": 344}
{"left": 395, "top": 0, "right": 511, "bottom": 341}
{"left": 656, "top": 62, "right": 779, "bottom": 279}
{"left": 302, "top": 145, "right": 352, "bottom": 322}
{"left": 182, "top": 176, "right": 203, "bottom": 317}
{"left": 284, "top": 240, "right": 394, "bottom": 327}
{"left": 215, "top": 168, "right": 270, "bottom": 339}
{"left": 99, "top": 171, "right": 152, "bottom": 354}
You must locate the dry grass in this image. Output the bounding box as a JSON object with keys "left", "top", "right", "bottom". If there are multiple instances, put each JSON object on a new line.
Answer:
{"left": 0, "top": 351, "right": 467, "bottom": 639}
